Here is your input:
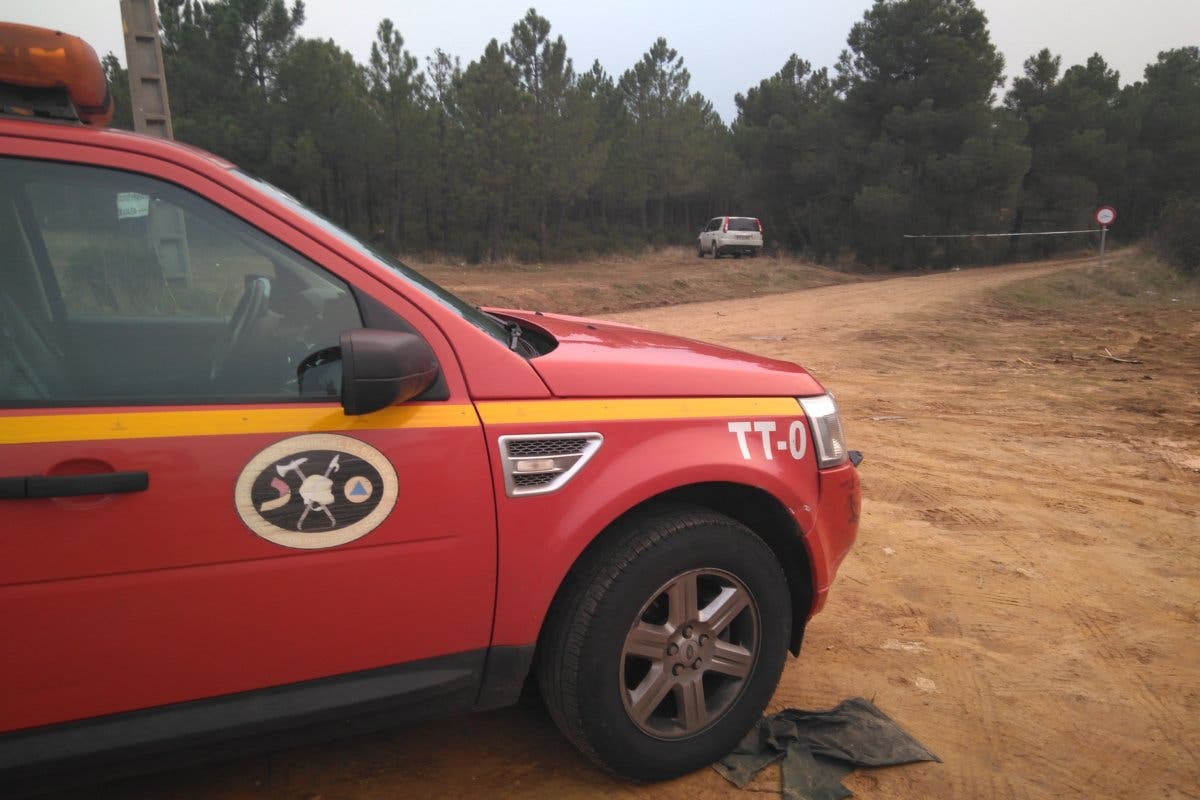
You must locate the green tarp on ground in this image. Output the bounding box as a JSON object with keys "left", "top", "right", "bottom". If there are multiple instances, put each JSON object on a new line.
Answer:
{"left": 714, "top": 697, "right": 940, "bottom": 800}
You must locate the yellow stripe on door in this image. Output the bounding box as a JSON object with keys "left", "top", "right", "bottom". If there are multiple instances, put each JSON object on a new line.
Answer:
{"left": 0, "top": 404, "right": 478, "bottom": 445}
{"left": 0, "top": 397, "right": 801, "bottom": 445}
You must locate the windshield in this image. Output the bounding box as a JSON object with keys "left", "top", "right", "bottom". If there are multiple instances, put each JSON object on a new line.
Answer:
{"left": 231, "top": 170, "right": 511, "bottom": 347}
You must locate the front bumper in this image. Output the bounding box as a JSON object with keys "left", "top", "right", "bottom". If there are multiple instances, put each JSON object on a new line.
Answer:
{"left": 804, "top": 459, "right": 862, "bottom": 616}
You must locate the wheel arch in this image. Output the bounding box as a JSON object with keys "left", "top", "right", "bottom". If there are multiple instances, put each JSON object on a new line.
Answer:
{"left": 537, "top": 481, "right": 814, "bottom": 658}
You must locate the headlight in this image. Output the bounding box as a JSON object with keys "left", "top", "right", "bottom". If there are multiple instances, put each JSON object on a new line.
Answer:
{"left": 798, "top": 394, "right": 848, "bottom": 468}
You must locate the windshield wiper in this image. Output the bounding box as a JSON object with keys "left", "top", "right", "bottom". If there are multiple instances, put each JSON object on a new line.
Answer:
{"left": 505, "top": 320, "right": 523, "bottom": 351}
{"left": 481, "top": 310, "right": 525, "bottom": 352}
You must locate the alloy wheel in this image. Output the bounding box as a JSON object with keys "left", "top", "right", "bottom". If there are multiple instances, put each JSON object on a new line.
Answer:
{"left": 619, "top": 568, "right": 760, "bottom": 739}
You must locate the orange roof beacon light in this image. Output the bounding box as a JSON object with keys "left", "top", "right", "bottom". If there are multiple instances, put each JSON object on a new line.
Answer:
{"left": 0, "top": 22, "right": 113, "bottom": 126}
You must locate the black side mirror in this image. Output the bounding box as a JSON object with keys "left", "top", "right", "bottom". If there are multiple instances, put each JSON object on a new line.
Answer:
{"left": 339, "top": 328, "right": 439, "bottom": 415}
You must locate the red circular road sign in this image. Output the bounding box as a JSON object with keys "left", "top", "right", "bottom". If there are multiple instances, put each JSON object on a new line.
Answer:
{"left": 1095, "top": 206, "right": 1117, "bottom": 226}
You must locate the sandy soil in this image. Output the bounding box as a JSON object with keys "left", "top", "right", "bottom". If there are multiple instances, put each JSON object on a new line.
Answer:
{"left": 57, "top": 254, "right": 1199, "bottom": 799}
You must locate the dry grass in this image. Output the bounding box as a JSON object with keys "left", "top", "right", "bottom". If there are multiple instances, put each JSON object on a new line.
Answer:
{"left": 991, "top": 252, "right": 1200, "bottom": 312}
{"left": 409, "top": 246, "right": 870, "bottom": 316}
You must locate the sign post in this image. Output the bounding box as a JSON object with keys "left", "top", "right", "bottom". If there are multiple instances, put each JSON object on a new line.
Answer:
{"left": 1095, "top": 206, "right": 1117, "bottom": 267}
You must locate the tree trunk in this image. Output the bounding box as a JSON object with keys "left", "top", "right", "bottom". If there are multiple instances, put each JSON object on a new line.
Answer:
{"left": 364, "top": 163, "right": 375, "bottom": 235}
{"left": 538, "top": 196, "right": 548, "bottom": 261}
{"left": 1006, "top": 170, "right": 1032, "bottom": 263}
{"left": 488, "top": 195, "right": 502, "bottom": 262}
{"left": 424, "top": 188, "right": 434, "bottom": 251}
{"left": 553, "top": 199, "right": 568, "bottom": 246}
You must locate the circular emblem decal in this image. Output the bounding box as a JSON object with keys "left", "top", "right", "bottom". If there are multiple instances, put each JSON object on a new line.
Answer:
{"left": 234, "top": 433, "right": 398, "bottom": 549}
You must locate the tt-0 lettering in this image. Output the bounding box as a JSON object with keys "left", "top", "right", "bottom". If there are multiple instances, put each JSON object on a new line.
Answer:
{"left": 727, "top": 419, "right": 806, "bottom": 461}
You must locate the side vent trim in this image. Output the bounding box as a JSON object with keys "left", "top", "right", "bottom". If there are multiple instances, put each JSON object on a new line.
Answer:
{"left": 498, "top": 433, "right": 603, "bottom": 497}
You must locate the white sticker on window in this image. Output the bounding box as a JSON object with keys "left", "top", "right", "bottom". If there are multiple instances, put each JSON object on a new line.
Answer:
{"left": 116, "top": 192, "right": 150, "bottom": 219}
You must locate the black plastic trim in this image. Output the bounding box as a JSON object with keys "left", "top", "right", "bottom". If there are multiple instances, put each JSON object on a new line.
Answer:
{"left": 791, "top": 619, "right": 809, "bottom": 655}
{"left": 0, "top": 649, "right": 489, "bottom": 795}
{"left": 0, "top": 84, "right": 78, "bottom": 124}
{"left": 474, "top": 644, "right": 537, "bottom": 711}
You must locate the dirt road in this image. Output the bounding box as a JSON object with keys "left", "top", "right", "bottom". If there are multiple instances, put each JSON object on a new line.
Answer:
{"left": 63, "top": 256, "right": 1199, "bottom": 799}
{"left": 614, "top": 256, "right": 1200, "bottom": 799}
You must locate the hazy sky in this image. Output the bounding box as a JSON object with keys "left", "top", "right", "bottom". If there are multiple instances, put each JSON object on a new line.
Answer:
{"left": 4, "top": 1, "right": 1197, "bottom": 121}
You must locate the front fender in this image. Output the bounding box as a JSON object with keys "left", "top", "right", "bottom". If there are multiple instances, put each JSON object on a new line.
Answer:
{"left": 484, "top": 412, "right": 820, "bottom": 647}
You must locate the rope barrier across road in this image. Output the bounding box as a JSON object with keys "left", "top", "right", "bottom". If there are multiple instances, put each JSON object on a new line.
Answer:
{"left": 903, "top": 228, "right": 1102, "bottom": 239}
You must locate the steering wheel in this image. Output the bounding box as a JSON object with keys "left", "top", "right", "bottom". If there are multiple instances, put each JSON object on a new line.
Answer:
{"left": 210, "top": 275, "right": 271, "bottom": 382}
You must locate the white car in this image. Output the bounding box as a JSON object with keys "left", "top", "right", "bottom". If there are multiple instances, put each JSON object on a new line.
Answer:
{"left": 698, "top": 216, "right": 763, "bottom": 258}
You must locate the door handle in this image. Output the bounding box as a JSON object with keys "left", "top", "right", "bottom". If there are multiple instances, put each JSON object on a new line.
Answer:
{"left": 0, "top": 471, "right": 149, "bottom": 499}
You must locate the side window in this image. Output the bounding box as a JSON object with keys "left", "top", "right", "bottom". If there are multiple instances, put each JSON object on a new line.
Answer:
{"left": 0, "top": 157, "right": 363, "bottom": 406}
{"left": 707, "top": 218, "right": 720, "bottom": 232}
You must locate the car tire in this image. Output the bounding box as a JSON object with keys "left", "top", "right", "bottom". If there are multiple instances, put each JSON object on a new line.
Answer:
{"left": 537, "top": 506, "right": 790, "bottom": 781}
{"left": 711, "top": 241, "right": 720, "bottom": 259}
{"left": 697, "top": 241, "right": 705, "bottom": 258}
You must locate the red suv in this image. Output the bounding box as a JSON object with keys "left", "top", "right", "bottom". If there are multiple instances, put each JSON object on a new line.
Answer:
{"left": 0, "top": 24, "right": 860, "bottom": 790}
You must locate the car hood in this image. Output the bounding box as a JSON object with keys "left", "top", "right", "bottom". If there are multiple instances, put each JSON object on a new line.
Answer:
{"left": 489, "top": 309, "right": 825, "bottom": 398}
